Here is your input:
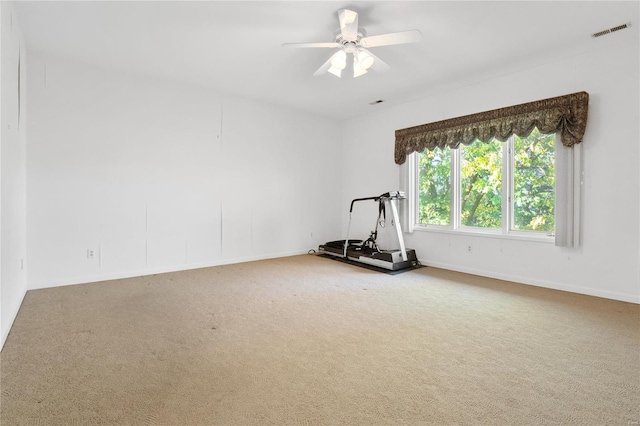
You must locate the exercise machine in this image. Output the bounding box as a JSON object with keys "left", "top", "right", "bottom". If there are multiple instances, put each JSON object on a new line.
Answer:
{"left": 318, "top": 191, "right": 418, "bottom": 271}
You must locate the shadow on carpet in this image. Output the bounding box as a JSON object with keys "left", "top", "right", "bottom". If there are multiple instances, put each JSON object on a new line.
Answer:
{"left": 316, "top": 253, "right": 424, "bottom": 275}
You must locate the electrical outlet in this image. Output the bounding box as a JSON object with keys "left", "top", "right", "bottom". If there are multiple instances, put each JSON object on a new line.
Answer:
{"left": 467, "top": 245, "right": 473, "bottom": 253}
{"left": 87, "top": 249, "right": 96, "bottom": 260}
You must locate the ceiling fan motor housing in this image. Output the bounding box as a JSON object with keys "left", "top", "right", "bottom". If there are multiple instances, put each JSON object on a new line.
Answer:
{"left": 333, "top": 28, "right": 367, "bottom": 51}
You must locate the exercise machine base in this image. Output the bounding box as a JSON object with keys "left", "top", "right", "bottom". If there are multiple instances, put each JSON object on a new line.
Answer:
{"left": 317, "top": 252, "right": 423, "bottom": 275}
{"left": 318, "top": 240, "right": 419, "bottom": 272}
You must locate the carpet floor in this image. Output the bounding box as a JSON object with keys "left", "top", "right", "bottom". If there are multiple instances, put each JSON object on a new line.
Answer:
{"left": 1, "top": 254, "right": 638, "bottom": 425}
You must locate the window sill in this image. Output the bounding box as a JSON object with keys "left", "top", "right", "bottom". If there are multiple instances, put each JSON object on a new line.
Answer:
{"left": 410, "top": 225, "right": 555, "bottom": 244}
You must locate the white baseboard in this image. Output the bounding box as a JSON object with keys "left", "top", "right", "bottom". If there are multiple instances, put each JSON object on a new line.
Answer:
{"left": 421, "top": 259, "right": 640, "bottom": 304}
{"left": 1, "top": 287, "right": 27, "bottom": 352}
{"left": 27, "top": 249, "right": 310, "bottom": 291}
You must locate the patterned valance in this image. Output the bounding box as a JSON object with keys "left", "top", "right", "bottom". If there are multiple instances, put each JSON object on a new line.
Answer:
{"left": 394, "top": 91, "right": 589, "bottom": 164}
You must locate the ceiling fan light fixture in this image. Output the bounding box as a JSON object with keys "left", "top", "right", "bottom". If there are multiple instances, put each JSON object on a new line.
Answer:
{"left": 353, "top": 63, "right": 368, "bottom": 78}
{"left": 353, "top": 55, "right": 368, "bottom": 78}
{"left": 357, "top": 50, "right": 374, "bottom": 70}
{"left": 330, "top": 50, "right": 347, "bottom": 70}
{"left": 328, "top": 66, "right": 342, "bottom": 78}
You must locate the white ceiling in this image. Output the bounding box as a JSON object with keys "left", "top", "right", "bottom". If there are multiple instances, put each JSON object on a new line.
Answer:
{"left": 12, "top": 1, "right": 639, "bottom": 121}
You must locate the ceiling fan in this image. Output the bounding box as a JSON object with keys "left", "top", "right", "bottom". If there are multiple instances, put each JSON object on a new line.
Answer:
{"left": 282, "top": 9, "right": 421, "bottom": 78}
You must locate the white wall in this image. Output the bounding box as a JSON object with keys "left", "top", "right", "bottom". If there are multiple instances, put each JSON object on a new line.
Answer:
{"left": 1, "top": 2, "right": 28, "bottom": 349}
{"left": 341, "top": 34, "right": 640, "bottom": 303}
{"left": 26, "top": 52, "right": 342, "bottom": 289}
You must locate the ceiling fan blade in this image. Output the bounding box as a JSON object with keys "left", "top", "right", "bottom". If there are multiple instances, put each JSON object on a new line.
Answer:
{"left": 338, "top": 9, "right": 359, "bottom": 41}
{"left": 365, "top": 50, "right": 390, "bottom": 73}
{"left": 360, "top": 30, "right": 422, "bottom": 48}
{"left": 282, "top": 42, "right": 340, "bottom": 48}
{"left": 313, "top": 55, "right": 334, "bottom": 77}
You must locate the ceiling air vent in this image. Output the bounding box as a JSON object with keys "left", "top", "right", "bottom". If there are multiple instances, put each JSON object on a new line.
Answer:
{"left": 592, "top": 22, "right": 631, "bottom": 38}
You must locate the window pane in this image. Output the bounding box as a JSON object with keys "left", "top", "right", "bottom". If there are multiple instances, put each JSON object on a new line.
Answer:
{"left": 418, "top": 147, "right": 451, "bottom": 225}
{"left": 460, "top": 140, "right": 502, "bottom": 228}
{"left": 513, "top": 129, "right": 555, "bottom": 232}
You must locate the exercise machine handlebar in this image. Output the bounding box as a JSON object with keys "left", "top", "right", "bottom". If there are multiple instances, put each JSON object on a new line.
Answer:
{"left": 349, "top": 191, "right": 406, "bottom": 213}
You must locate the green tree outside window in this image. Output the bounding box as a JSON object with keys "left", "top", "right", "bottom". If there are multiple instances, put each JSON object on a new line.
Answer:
{"left": 418, "top": 128, "right": 555, "bottom": 232}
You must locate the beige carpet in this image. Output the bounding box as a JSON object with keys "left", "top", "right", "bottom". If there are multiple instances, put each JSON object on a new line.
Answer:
{"left": 1, "top": 254, "right": 638, "bottom": 425}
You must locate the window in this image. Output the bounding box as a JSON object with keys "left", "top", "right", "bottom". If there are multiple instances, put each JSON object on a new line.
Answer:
{"left": 418, "top": 147, "right": 451, "bottom": 225}
{"left": 396, "top": 92, "right": 586, "bottom": 247}
{"left": 512, "top": 129, "right": 555, "bottom": 232}
{"left": 417, "top": 128, "right": 555, "bottom": 237}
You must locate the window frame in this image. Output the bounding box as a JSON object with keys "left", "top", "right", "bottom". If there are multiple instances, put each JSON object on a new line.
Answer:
{"left": 411, "top": 134, "right": 556, "bottom": 244}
